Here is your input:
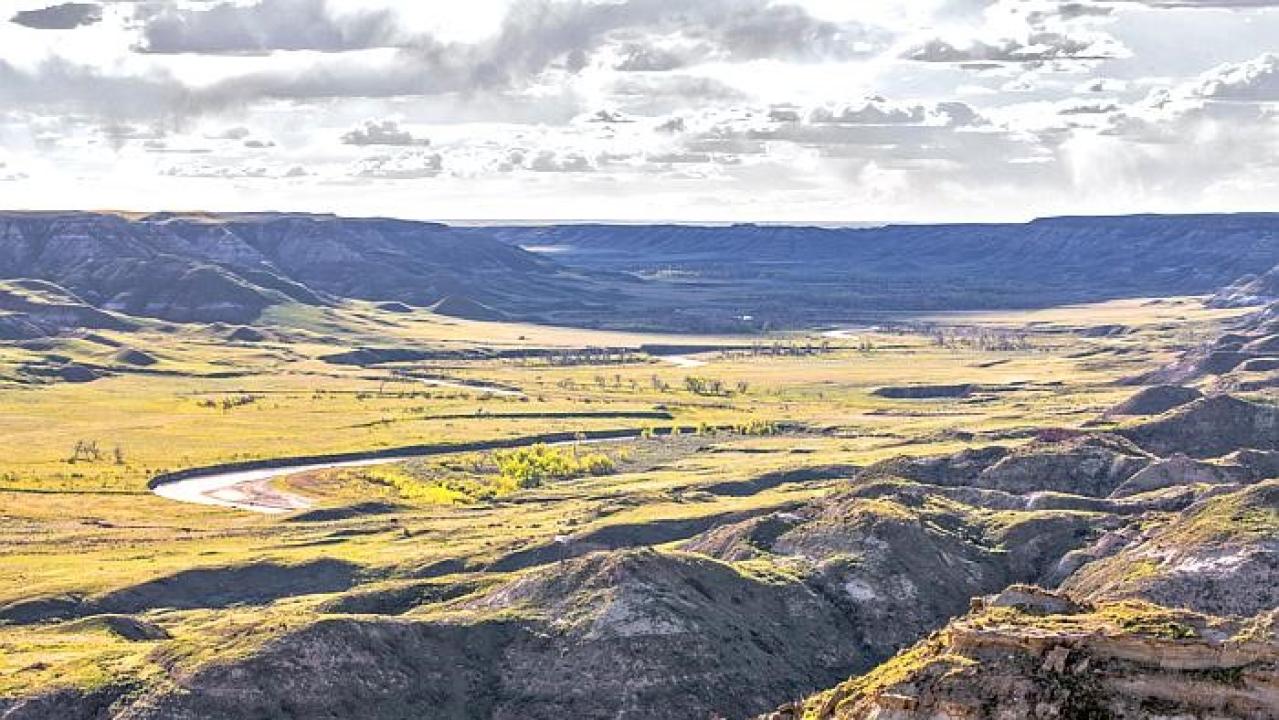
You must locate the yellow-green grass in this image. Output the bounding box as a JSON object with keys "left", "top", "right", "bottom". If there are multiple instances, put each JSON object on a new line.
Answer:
{"left": 0, "top": 296, "right": 1248, "bottom": 698}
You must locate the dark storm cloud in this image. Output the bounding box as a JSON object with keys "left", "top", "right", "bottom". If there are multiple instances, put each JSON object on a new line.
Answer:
{"left": 487, "top": 0, "right": 871, "bottom": 85}
{"left": 0, "top": 57, "right": 196, "bottom": 120}
{"left": 11, "top": 2, "right": 102, "bottom": 29}
{"left": 0, "top": 0, "right": 891, "bottom": 130}
{"left": 136, "top": 0, "right": 402, "bottom": 54}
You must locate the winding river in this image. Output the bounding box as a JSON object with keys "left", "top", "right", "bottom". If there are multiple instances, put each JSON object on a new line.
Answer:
{"left": 151, "top": 349, "right": 737, "bottom": 514}
{"left": 149, "top": 429, "right": 659, "bottom": 515}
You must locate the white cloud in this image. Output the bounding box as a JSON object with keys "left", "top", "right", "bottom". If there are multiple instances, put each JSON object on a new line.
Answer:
{"left": 0, "top": 0, "right": 1277, "bottom": 220}
{"left": 1190, "top": 53, "right": 1279, "bottom": 100}
{"left": 350, "top": 149, "right": 444, "bottom": 178}
{"left": 528, "top": 150, "right": 593, "bottom": 172}
{"left": 340, "top": 119, "right": 429, "bottom": 146}
{"left": 904, "top": 32, "right": 1126, "bottom": 65}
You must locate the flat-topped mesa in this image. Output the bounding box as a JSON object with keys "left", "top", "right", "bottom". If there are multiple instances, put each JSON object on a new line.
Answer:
{"left": 3, "top": 210, "right": 1279, "bottom": 332}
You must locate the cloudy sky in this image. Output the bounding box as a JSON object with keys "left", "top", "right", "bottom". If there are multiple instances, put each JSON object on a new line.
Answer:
{"left": 2, "top": 0, "right": 1278, "bottom": 222}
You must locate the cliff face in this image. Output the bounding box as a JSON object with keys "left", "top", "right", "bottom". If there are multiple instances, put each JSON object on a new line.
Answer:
{"left": 0, "top": 212, "right": 600, "bottom": 324}
{"left": 483, "top": 214, "right": 1279, "bottom": 300}
{"left": 775, "top": 587, "right": 1279, "bottom": 720}
{"left": 470, "top": 215, "right": 1279, "bottom": 329}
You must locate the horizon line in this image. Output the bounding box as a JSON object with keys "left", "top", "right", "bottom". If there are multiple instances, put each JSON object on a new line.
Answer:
{"left": 1, "top": 209, "right": 1277, "bottom": 228}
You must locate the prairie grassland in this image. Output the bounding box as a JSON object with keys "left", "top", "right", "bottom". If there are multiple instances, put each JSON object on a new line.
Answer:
{"left": 0, "top": 296, "right": 1250, "bottom": 696}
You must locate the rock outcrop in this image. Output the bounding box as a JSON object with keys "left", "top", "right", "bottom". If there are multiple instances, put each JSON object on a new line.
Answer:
{"left": 774, "top": 589, "right": 1279, "bottom": 720}
{"left": 683, "top": 479, "right": 1106, "bottom": 662}
{"left": 1063, "top": 480, "right": 1279, "bottom": 617}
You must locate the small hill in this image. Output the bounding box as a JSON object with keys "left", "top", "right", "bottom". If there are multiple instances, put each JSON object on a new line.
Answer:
{"left": 112, "top": 348, "right": 158, "bottom": 367}
{"left": 1143, "top": 299, "right": 1279, "bottom": 388}
{"left": 0, "top": 278, "right": 133, "bottom": 336}
{"left": 1106, "top": 385, "right": 1203, "bottom": 417}
{"left": 1109, "top": 453, "right": 1251, "bottom": 498}
{"left": 683, "top": 479, "right": 1102, "bottom": 661}
{"left": 865, "top": 434, "right": 1152, "bottom": 498}
{"left": 1120, "top": 395, "right": 1279, "bottom": 458}
{"left": 225, "top": 326, "right": 267, "bottom": 343}
{"left": 105, "top": 550, "right": 870, "bottom": 720}
{"left": 430, "top": 295, "right": 508, "bottom": 322}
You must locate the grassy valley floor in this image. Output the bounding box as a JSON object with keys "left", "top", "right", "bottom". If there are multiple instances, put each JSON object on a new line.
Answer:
{"left": 0, "top": 296, "right": 1259, "bottom": 709}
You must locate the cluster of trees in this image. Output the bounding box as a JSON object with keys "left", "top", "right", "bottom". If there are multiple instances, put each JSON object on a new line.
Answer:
{"left": 493, "top": 444, "right": 616, "bottom": 489}
{"left": 67, "top": 440, "right": 125, "bottom": 464}
{"left": 196, "top": 394, "right": 259, "bottom": 411}
{"left": 531, "top": 348, "right": 642, "bottom": 367}
{"left": 732, "top": 418, "right": 779, "bottom": 435}
{"left": 717, "top": 340, "right": 836, "bottom": 359}
{"left": 639, "top": 418, "right": 777, "bottom": 439}
{"left": 928, "top": 327, "right": 1032, "bottom": 351}
{"left": 593, "top": 373, "right": 642, "bottom": 392}
{"left": 554, "top": 373, "right": 753, "bottom": 397}
{"left": 681, "top": 376, "right": 750, "bottom": 396}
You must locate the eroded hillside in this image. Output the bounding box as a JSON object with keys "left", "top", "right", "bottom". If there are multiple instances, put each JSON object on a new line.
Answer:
{"left": 1, "top": 212, "right": 1278, "bottom": 333}
{"left": 1, "top": 225, "right": 1277, "bottom": 720}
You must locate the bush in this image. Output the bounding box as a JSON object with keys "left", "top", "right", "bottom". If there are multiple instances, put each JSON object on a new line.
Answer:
{"left": 735, "top": 419, "right": 778, "bottom": 436}
{"left": 683, "top": 375, "right": 726, "bottom": 396}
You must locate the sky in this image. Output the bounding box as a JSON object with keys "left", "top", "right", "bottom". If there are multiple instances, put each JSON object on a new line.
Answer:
{"left": 1, "top": 0, "right": 1278, "bottom": 222}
